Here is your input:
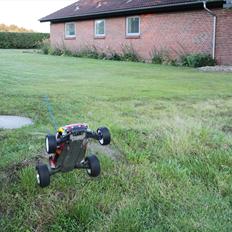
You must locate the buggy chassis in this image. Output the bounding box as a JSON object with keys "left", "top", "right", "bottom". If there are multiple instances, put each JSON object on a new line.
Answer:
{"left": 36, "top": 125, "right": 111, "bottom": 187}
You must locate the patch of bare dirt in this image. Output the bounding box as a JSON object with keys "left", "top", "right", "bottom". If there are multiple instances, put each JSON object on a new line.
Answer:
{"left": 0, "top": 153, "right": 45, "bottom": 186}
{"left": 89, "top": 141, "right": 124, "bottom": 161}
{"left": 222, "top": 125, "right": 232, "bottom": 133}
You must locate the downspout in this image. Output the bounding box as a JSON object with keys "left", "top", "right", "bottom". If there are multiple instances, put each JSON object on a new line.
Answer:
{"left": 203, "top": 1, "right": 217, "bottom": 60}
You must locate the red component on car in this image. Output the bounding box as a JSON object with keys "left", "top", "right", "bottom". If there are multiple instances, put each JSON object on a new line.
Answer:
{"left": 63, "top": 123, "right": 88, "bottom": 130}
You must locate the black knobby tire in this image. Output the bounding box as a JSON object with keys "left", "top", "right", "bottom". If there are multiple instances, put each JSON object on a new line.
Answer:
{"left": 45, "top": 135, "right": 57, "bottom": 154}
{"left": 85, "top": 155, "right": 101, "bottom": 177}
{"left": 36, "top": 164, "right": 50, "bottom": 188}
{"left": 97, "top": 127, "right": 111, "bottom": 146}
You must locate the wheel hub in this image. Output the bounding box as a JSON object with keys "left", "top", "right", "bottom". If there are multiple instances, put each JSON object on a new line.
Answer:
{"left": 36, "top": 173, "right": 40, "bottom": 184}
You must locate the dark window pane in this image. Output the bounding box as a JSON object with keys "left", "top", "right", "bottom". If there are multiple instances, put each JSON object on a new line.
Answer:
{"left": 128, "top": 17, "right": 139, "bottom": 34}
{"left": 66, "top": 23, "right": 75, "bottom": 36}
{"left": 96, "top": 20, "right": 105, "bottom": 35}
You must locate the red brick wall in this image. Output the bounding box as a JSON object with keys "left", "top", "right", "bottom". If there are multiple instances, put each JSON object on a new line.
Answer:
{"left": 50, "top": 8, "right": 232, "bottom": 65}
{"left": 215, "top": 9, "right": 232, "bottom": 65}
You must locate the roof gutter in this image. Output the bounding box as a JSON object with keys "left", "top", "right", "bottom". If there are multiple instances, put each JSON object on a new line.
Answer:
{"left": 203, "top": 1, "right": 217, "bottom": 59}
{"left": 40, "top": 0, "right": 224, "bottom": 23}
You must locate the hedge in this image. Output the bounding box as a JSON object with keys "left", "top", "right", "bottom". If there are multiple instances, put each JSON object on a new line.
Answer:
{"left": 181, "top": 53, "right": 216, "bottom": 68}
{"left": 0, "top": 32, "right": 50, "bottom": 49}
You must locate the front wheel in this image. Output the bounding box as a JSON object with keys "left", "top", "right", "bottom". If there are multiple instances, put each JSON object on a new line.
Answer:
{"left": 97, "top": 127, "right": 111, "bottom": 145}
{"left": 85, "top": 155, "right": 101, "bottom": 177}
{"left": 36, "top": 164, "right": 50, "bottom": 188}
{"left": 45, "top": 135, "right": 57, "bottom": 154}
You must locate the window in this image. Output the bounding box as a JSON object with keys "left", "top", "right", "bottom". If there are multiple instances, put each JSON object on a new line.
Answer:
{"left": 126, "top": 16, "right": 140, "bottom": 36}
{"left": 95, "top": 19, "right": 105, "bottom": 37}
{"left": 65, "top": 22, "right": 76, "bottom": 38}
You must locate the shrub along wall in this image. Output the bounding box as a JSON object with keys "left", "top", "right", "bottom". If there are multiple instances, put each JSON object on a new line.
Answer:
{"left": 0, "top": 32, "right": 49, "bottom": 49}
{"left": 41, "top": 43, "right": 215, "bottom": 67}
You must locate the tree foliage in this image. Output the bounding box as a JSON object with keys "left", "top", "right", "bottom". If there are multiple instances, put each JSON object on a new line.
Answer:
{"left": 0, "top": 23, "right": 34, "bottom": 32}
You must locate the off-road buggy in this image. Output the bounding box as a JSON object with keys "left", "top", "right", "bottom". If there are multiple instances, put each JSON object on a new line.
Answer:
{"left": 36, "top": 123, "right": 111, "bottom": 187}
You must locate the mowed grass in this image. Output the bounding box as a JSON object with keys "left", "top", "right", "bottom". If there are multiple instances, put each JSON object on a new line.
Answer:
{"left": 0, "top": 49, "right": 232, "bottom": 231}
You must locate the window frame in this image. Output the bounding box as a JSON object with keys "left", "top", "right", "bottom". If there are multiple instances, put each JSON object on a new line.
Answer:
{"left": 65, "top": 22, "right": 76, "bottom": 38}
{"left": 126, "top": 16, "right": 140, "bottom": 36}
{"left": 95, "top": 19, "right": 106, "bottom": 37}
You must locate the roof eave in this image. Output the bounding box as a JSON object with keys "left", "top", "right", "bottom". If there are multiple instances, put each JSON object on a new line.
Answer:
{"left": 40, "top": 0, "right": 224, "bottom": 23}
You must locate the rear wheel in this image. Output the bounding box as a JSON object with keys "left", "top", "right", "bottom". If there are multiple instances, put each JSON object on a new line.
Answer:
{"left": 85, "top": 155, "right": 101, "bottom": 177}
{"left": 45, "top": 135, "right": 57, "bottom": 154}
{"left": 97, "top": 127, "right": 111, "bottom": 145}
{"left": 36, "top": 164, "right": 50, "bottom": 188}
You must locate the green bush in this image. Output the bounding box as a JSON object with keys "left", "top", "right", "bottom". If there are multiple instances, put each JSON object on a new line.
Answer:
{"left": 49, "top": 47, "right": 63, "bottom": 56}
{"left": 41, "top": 43, "right": 141, "bottom": 62}
{"left": 40, "top": 39, "right": 50, "bottom": 54}
{"left": 151, "top": 47, "right": 178, "bottom": 65}
{"left": 152, "top": 54, "right": 163, "bottom": 64}
{"left": 40, "top": 41, "right": 215, "bottom": 68}
{"left": 121, "top": 45, "right": 141, "bottom": 62}
{"left": 81, "top": 46, "right": 102, "bottom": 59}
{"left": 109, "top": 52, "right": 123, "bottom": 61}
{"left": 181, "top": 53, "right": 216, "bottom": 68}
{"left": 151, "top": 48, "right": 164, "bottom": 64}
{"left": 107, "top": 48, "right": 123, "bottom": 61}
{"left": 0, "top": 32, "right": 49, "bottom": 49}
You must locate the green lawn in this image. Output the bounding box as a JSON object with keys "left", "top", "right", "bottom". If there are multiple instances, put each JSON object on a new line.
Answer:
{"left": 0, "top": 49, "right": 232, "bottom": 232}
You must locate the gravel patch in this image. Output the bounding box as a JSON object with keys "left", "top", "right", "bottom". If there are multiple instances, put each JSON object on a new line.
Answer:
{"left": 198, "top": 66, "right": 232, "bottom": 72}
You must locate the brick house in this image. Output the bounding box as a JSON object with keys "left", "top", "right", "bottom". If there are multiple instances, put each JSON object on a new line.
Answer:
{"left": 40, "top": 0, "right": 232, "bottom": 65}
